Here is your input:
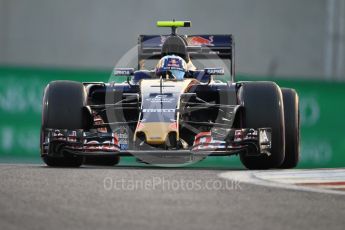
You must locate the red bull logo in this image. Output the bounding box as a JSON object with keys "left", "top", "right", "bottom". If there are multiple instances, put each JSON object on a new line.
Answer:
{"left": 167, "top": 58, "right": 181, "bottom": 68}
{"left": 160, "top": 35, "right": 214, "bottom": 46}
{"left": 187, "top": 36, "right": 214, "bottom": 46}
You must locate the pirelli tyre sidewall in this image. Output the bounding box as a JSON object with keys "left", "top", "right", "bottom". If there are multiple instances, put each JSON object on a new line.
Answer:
{"left": 238, "top": 81, "right": 285, "bottom": 169}
{"left": 279, "top": 88, "right": 300, "bottom": 169}
{"left": 41, "top": 80, "right": 88, "bottom": 167}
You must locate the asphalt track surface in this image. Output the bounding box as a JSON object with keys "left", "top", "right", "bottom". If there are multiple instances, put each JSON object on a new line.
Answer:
{"left": 1, "top": 164, "right": 345, "bottom": 230}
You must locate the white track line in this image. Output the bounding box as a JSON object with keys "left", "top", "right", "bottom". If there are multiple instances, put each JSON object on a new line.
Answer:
{"left": 219, "top": 169, "right": 345, "bottom": 196}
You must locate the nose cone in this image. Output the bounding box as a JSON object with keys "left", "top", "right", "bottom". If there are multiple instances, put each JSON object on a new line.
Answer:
{"left": 138, "top": 122, "right": 175, "bottom": 145}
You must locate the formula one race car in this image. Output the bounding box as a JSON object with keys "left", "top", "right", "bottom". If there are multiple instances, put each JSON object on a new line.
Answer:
{"left": 40, "top": 21, "right": 300, "bottom": 169}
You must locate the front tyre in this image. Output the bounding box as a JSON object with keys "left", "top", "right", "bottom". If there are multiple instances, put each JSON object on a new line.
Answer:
{"left": 41, "top": 81, "right": 88, "bottom": 167}
{"left": 239, "top": 82, "right": 285, "bottom": 169}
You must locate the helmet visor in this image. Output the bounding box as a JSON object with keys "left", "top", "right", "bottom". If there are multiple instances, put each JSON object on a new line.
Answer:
{"left": 170, "top": 69, "right": 185, "bottom": 80}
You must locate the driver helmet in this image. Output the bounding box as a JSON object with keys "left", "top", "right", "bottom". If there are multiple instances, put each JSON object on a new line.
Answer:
{"left": 156, "top": 55, "right": 187, "bottom": 80}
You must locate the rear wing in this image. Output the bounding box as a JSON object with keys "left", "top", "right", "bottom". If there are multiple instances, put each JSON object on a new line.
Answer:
{"left": 138, "top": 34, "right": 235, "bottom": 81}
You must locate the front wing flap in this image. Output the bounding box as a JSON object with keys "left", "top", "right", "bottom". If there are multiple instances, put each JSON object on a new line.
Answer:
{"left": 41, "top": 128, "right": 272, "bottom": 158}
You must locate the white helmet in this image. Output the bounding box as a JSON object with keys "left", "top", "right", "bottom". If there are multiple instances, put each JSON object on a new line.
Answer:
{"left": 156, "top": 55, "right": 187, "bottom": 80}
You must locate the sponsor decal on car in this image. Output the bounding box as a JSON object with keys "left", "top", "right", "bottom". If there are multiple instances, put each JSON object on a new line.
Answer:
{"left": 187, "top": 36, "right": 214, "bottom": 46}
{"left": 114, "top": 126, "right": 129, "bottom": 150}
{"left": 159, "top": 35, "right": 215, "bottom": 46}
{"left": 113, "top": 68, "right": 134, "bottom": 76}
{"left": 192, "top": 131, "right": 227, "bottom": 150}
{"left": 204, "top": 68, "right": 225, "bottom": 75}
{"left": 146, "top": 94, "right": 174, "bottom": 103}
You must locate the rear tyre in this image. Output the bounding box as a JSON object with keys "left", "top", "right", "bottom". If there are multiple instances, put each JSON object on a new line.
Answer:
{"left": 279, "top": 88, "right": 300, "bottom": 168}
{"left": 41, "top": 81, "right": 88, "bottom": 167}
{"left": 239, "top": 82, "right": 285, "bottom": 169}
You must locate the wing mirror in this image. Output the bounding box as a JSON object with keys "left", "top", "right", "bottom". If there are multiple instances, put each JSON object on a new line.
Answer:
{"left": 113, "top": 68, "right": 134, "bottom": 76}
{"left": 204, "top": 68, "right": 224, "bottom": 75}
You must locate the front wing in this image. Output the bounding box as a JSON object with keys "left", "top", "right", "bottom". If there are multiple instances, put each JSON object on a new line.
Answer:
{"left": 41, "top": 128, "right": 272, "bottom": 158}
